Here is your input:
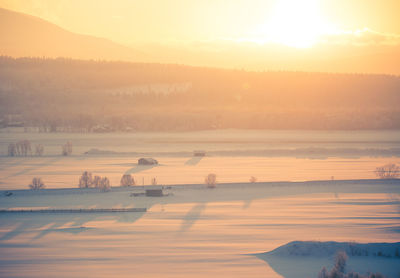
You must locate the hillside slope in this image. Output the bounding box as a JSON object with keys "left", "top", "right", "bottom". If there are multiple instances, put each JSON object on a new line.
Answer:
{"left": 0, "top": 8, "right": 145, "bottom": 61}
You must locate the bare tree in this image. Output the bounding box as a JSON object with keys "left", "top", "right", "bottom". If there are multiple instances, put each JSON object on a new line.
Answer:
{"left": 8, "top": 140, "right": 32, "bottom": 156}
{"left": 318, "top": 251, "right": 386, "bottom": 278}
{"left": 23, "top": 140, "right": 32, "bottom": 156}
{"left": 8, "top": 143, "right": 16, "bottom": 156}
{"left": 92, "top": 175, "right": 102, "bottom": 188}
{"left": 29, "top": 177, "right": 45, "bottom": 190}
{"left": 249, "top": 176, "right": 257, "bottom": 183}
{"left": 15, "top": 140, "right": 32, "bottom": 156}
{"left": 62, "top": 145, "right": 68, "bottom": 156}
{"left": 98, "top": 177, "right": 111, "bottom": 192}
{"left": 375, "top": 163, "right": 399, "bottom": 179}
{"left": 62, "top": 141, "right": 73, "bottom": 156}
{"left": 318, "top": 267, "right": 328, "bottom": 278}
{"left": 120, "top": 174, "right": 135, "bottom": 187}
{"left": 334, "top": 251, "right": 348, "bottom": 273}
{"left": 35, "top": 144, "right": 44, "bottom": 156}
{"left": 15, "top": 141, "right": 22, "bottom": 156}
{"left": 205, "top": 173, "right": 217, "bottom": 188}
{"left": 79, "top": 171, "right": 93, "bottom": 188}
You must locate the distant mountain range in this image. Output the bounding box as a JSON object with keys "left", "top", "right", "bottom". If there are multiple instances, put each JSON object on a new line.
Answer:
{"left": 0, "top": 8, "right": 146, "bottom": 61}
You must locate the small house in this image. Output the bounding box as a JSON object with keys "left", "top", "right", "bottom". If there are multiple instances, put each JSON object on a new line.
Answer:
{"left": 145, "top": 189, "right": 163, "bottom": 197}
{"left": 193, "top": 150, "right": 206, "bottom": 157}
{"left": 138, "top": 158, "right": 158, "bottom": 165}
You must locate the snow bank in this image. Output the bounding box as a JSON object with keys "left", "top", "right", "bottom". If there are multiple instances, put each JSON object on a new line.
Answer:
{"left": 257, "top": 241, "right": 400, "bottom": 278}
{"left": 266, "top": 241, "right": 400, "bottom": 258}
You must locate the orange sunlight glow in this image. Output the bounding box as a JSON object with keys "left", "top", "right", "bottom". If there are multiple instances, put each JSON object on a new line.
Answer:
{"left": 257, "top": 0, "right": 337, "bottom": 48}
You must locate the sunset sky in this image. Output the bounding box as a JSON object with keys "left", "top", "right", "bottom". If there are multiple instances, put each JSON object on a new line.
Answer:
{"left": 1, "top": 0, "right": 399, "bottom": 47}
{"left": 1, "top": 0, "right": 399, "bottom": 74}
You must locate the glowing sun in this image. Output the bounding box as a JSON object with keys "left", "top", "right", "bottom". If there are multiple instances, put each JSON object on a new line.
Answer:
{"left": 259, "top": 0, "right": 336, "bottom": 48}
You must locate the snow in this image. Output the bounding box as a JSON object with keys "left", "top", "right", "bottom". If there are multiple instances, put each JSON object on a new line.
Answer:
{"left": 256, "top": 241, "right": 400, "bottom": 278}
{"left": 265, "top": 241, "right": 400, "bottom": 258}
{"left": 1, "top": 129, "right": 400, "bottom": 190}
{"left": 0, "top": 180, "right": 399, "bottom": 277}
{"left": 0, "top": 130, "right": 399, "bottom": 277}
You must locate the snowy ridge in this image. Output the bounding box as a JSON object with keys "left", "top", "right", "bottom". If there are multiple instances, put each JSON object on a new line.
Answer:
{"left": 266, "top": 241, "right": 400, "bottom": 258}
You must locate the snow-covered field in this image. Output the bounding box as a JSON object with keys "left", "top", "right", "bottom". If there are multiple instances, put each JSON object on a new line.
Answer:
{"left": 1, "top": 180, "right": 400, "bottom": 278}
{"left": 1, "top": 129, "right": 399, "bottom": 189}
{"left": 0, "top": 130, "right": 399, "bottom": 277}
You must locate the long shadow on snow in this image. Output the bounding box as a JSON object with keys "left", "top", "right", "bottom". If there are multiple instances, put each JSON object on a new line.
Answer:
{"left": 0, "top": 209, "right": 148, "bottom": 241}
{"left": 4, "top": 157, "right": 63, "bottom": 178}
{"left": 124, "top": 164, "right": 158, "bottom": 174}
{"left": 184, "top": 156, "right": 203, "bottom": 166}
{"left": 1, "top": 179, "right": 400, "bottom": 241}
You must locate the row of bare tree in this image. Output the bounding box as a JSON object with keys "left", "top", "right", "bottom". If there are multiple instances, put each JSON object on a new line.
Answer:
{"left": 27, "top": 163, "right": 399, "bottom": 191}
{"left": 79, "top": 171, "right": 111, "bottom": 192}
{"left": 375, "top": 163, "right": 399, "bottom": 179}
{"left": 8, "top": 140, "right": 32, "bottom": 156}
{"left": 7, "top": 141, "right": 73, "bottom": 156}
{"left": 28, "top": 173, "right": 157, "bottom": 191}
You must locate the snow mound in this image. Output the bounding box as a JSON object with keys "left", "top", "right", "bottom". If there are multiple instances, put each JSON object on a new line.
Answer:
{"left": 84, "top": 148, "right": 118, "bottom": 155}
{"left": 266, "top": 241, "right": 400, "bottom": 258}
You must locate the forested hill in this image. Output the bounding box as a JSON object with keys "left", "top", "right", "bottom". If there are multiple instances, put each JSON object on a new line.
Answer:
{"left": 0, "top": 56, "right": 399, "bottom": 131}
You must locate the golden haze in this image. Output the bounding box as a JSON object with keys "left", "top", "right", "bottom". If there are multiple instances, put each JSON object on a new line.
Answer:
{"left": 0, "top": 0, "right": 399, "bottom": 74}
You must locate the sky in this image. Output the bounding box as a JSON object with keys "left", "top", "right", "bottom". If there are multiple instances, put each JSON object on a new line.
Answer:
{"left": 1, "top": 0, "right": 400, "bottom": 47}
{"left": 0, "top": 0, "right": 399, "bottom": 74}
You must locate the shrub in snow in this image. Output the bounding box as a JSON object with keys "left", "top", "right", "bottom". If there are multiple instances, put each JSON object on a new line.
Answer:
{"left": 79, "top": 171, "right": 93, "bottom": 188}
{"left": 318, "top": 251, "right": 386, "bottom": 278}
{"left": 120, "top": 174, "right": 135, "bottom": 187}
{"left": 29, "top": 177, "right": 45, "bottom": 190}
{"left": 35, "top": 144, "right": 44, "bottom": 156}
{"left": 334, "top": 251, "right": 347, "bottom": 273}
{"left": 62, "top": 141, "right": 73, "bottom": 156}
{"left": 375, "top": 163, "right": 399, "bottom": 179}
{"left": 205, "top": 173, "right": 217, "bottom": 188}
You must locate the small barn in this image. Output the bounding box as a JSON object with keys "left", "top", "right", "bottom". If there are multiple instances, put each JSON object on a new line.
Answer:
{"left": 145, "top": 189, "right": 163, "bottom": 197}
{"left": 138, "top": 158, "right": 158, "bottom": 165}
{"left": 193, "top": 150, "right": 206, "bottom": 157}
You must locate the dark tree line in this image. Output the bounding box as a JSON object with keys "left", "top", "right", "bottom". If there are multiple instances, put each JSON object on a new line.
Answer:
{"left": 1, "top": 56, "right": 399, "bottom": 131}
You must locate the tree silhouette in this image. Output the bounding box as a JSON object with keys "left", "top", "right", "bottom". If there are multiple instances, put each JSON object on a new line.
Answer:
{"left": 29, "top": 177, "right": 45, "bottom": 190}
{"left": 120, "top": 174, "right": 135, "bottom": 187}
{"left": 205, "top": 173, "right": 217, "bottom": 188}
{"left": 375, "top": 163, "right": 399, "bottom": 179}
{"left": 79, "top": 171, "right": 93, "bottom": 188}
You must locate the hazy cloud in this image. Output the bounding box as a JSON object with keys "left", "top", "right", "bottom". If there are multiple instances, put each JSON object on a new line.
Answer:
{"left": 321, "top": 28, "right": 400, "bottom": 46}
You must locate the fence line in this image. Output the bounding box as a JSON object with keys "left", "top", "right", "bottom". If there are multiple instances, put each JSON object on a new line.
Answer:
{"left": 0, "top": 208, "right": 147, "bottom": 213}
